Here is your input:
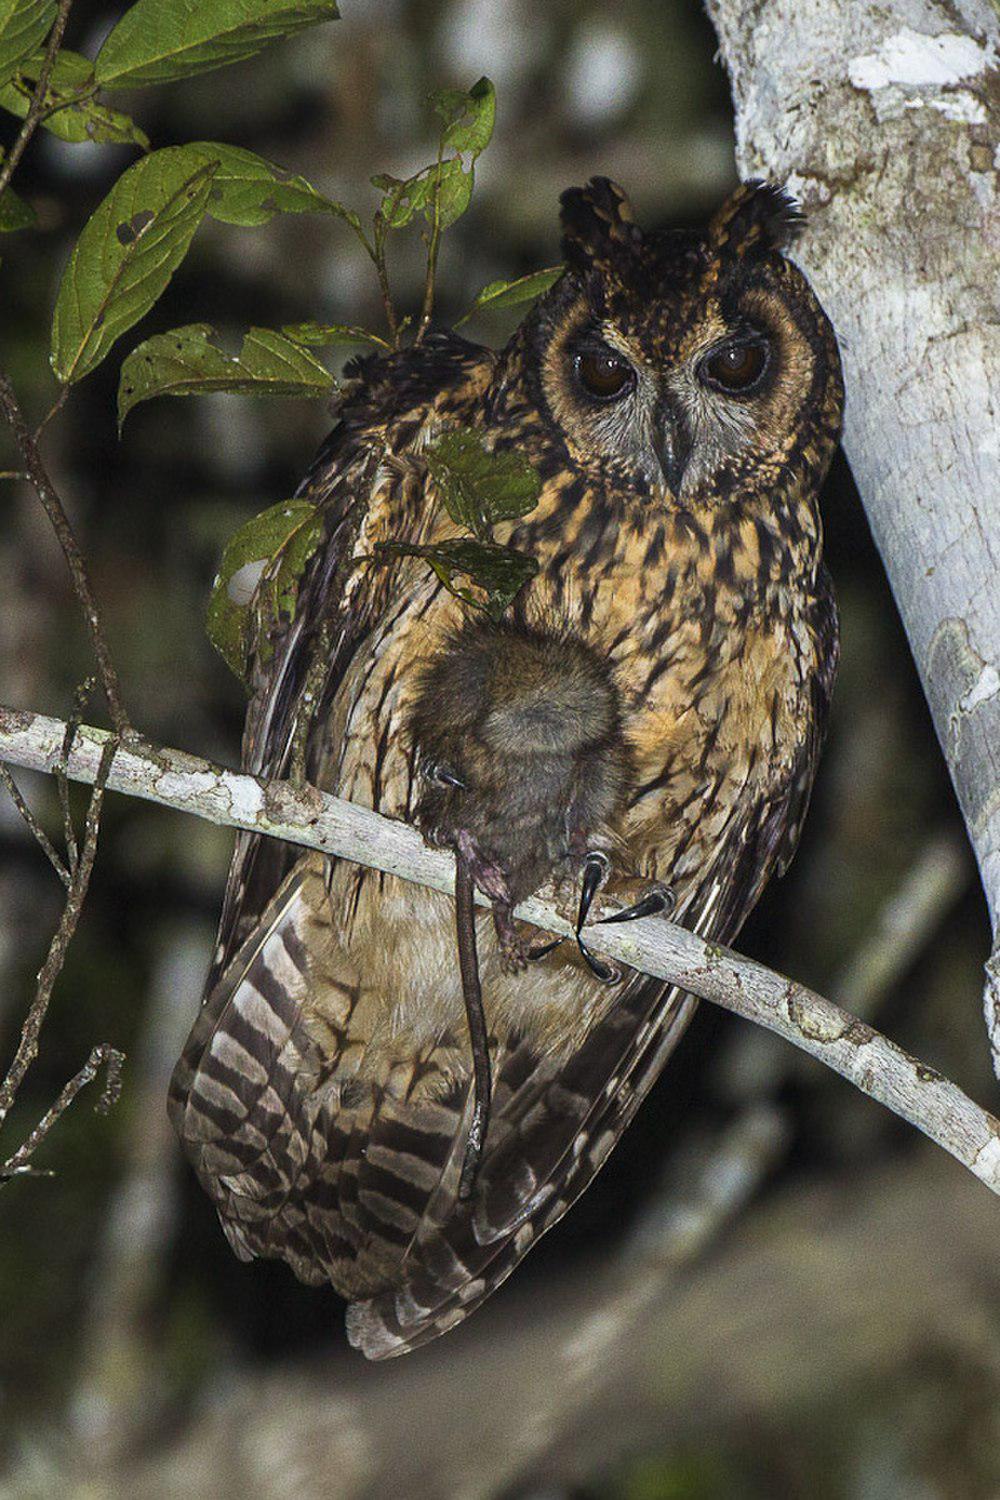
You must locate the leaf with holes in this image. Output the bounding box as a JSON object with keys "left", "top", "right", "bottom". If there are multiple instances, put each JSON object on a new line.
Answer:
{"left": 456, "top": 266, "right": 563, "bottom": 325}
{"left": 95, "top": 0, "right": 340, "bottom": 89}
{"left": 50, "top": 149, "right": 219, "bottom": 384}
{"left": 373, "top": 157, "right": 472, "bottom": 231}
{"left": 118, "top": 323, "right": 335, "bottom": 427}
{"left": 424, "top": 427, "right": 542, "bottom": 538}
{"left": 183, "top": 141, "right": 363, "bottom": 230}
{"left": 377, "top": 539, "right": 538, "bottom": 622}
{"left": 207, "top": 499, "right": 324, "bottom": 682}
{"left": 0, "top": 49, "right": 149, "bottom": 146}
{"left": 0, "top": 0, "right": 55, "bottom": 90}
{"left": 372, "top": 76, "right": 495, "bottom": 233}
{"left": 430, "top": 75, "right": 495, "bottom": 155}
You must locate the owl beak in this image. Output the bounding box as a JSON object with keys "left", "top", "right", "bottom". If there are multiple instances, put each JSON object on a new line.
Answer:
{"left": 653, "top": 402, "right": 691, "bottom": 495}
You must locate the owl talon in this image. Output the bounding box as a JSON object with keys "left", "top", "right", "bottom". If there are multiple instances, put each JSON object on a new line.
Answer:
{"left": 577, "top": 936, "right": 621, "bottom": 985}
{"left": 597, "top": 883, "right": 675, "bottom": 924}
{"left": 425, "top": 760, "right": 466, "bottom": 789}
{"left": 527, "top": 936, "right": 563, "bottom": 962}
{"left": 576, "top": 850, "right": 611, "bottom": 932}
{"left": 576, "top": 851, "right": 618, "bottom": 983}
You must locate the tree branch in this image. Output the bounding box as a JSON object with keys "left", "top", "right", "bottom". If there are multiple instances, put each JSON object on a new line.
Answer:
{"left": 703, "top": 0, "right": 1000, "bottom": 1067}
{"left": 2, "top": 700, "right": 999, "bottom": 1195}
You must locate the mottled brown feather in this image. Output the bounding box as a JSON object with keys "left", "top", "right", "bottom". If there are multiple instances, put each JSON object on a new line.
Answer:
{"left": 171, "top": 180, "right": 843, "bottom": 1358}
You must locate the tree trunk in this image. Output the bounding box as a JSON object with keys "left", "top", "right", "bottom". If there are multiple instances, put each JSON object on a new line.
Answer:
{"left": 704, "top": 0, "right": 1000, "bottom": 1061}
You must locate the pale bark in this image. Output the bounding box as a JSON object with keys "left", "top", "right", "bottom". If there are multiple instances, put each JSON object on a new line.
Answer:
{"left": 3, "top": 702, "right": 1000, "bottom": 1198}
{"left": 704, "top": 0, "right": 1000, "bottom": 1062}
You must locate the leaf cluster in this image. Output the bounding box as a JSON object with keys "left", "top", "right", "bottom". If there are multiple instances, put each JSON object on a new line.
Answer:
{"left": 0, "top": 0, "right": 565, "bottom": 682}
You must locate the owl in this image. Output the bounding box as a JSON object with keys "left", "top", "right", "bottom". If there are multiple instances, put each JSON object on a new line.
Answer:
{"left": 169, "top": 178, "right": 844, "bottom": 1359}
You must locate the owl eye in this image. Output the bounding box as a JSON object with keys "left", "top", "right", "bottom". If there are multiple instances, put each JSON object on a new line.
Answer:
{"left": 575, "top": 347, "right": 635, "bottom": 400}
{"left": 700, "top": 339, "right": 769, "bottom": 394}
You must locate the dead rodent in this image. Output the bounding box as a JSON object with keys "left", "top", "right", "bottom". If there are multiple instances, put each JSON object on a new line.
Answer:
{"left": 409, "top": 617, "right": 633, "bottom": 962}
{"left": 408, "top": 616, "right": 633, "bottom": 1196}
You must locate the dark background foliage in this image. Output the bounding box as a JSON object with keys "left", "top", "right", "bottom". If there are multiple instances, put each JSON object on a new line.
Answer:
{"left": 0, "top": 3, "right": 995, "bottom": 1495}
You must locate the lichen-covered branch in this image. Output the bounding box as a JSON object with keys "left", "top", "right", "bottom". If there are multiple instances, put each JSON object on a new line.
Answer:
{"left": 2, "top": 701, "right": 999, "bottom": 1195}
{"left": 703, "top": 0, "right": 1000, "bottom": 1065}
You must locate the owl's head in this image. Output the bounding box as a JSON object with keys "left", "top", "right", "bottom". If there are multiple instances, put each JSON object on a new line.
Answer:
{"left": 522, "top": 178, "right": 843, "bottom": 506}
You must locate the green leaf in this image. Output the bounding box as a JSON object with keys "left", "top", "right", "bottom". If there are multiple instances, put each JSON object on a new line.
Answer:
{"left": 51, "top": 148, "right": 219, "bottom": 385}
{"left": 377, "top": 538, "right": 538, "bottom": 622}
{"left": 118, "top": 323, "right": 335, "bottom": 427}
{"left": 431, "top": 76, "right": 495, "bottom": 155}
{"left": 424, "top": 427, "right": 542, "bottom": 538}
{"left": 0, "top": 181, "right": 35, "bottom": 231}
{"left": 282, "top": 320, "right": 390, "bottom": 351}
{"left": 371, "top": 167, "right": 431, "bottom": 230}
{"left": 373, "top": 77, "right": 495, "bottom": 234}
{"left": 374, "top": 156, "right": 471, "bottom": 231}
{"left": 95, "top": 0, "right": 340, "bottom": 89}
{"left": 433, "top": 157, "right": 475, "bottom": 228}
{"left": 0, "top": 0, "right": 55, "bottom": 90}
{"left": 182, "top": 141, "right": 361, "bottom": 229}
{"left": 456, "top": 266, "right": 563, "bottom": 325}
{"left": 0, "top": 49, "right": 150, "bottom": 147}
{"left": 207, "top": 498, "right": 324, "bottom": 681}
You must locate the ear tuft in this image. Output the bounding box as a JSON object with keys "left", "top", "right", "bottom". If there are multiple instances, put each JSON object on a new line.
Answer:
{"left": 708, "top": 180, "right": 803, "bottom": 259}
{"left": 559, "top": 177, "right": 643, "bottom": 273}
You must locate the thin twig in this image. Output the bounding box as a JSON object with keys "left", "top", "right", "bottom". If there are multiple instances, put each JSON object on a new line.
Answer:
{"left": 34, "top": 382, "right": 72, "bottom": 443}
{"left": 68, "top": 924, "right": 205, "bottom": 1460}
{"left": 34, "top": 80, "right": 100, "bottom": 129}
{"left": 415, "top": 143, "right": 446, "bottom": 344}
{"left": 0, "top": 735, "right": 118, "bottom": 1128}
{"left": 722, "top": 828, "right": 972, "bottom": 1098}
{"left": 1, "top": 1043, "right": 124, "bottom": 1180}
{"left": 0, "top": 376, "right": 130, "bottom": 735}
{"left": 0, "top": 0, "right": 76, "bottom": 203}
{"left": 370, "top": 215, "right": 400, "bottom": 348}
{"left": 0, "top": 762, "right": 70, "bottom": 887}
{"left": 1, "top": 702, "right": 998, "bottom": 1199}
{"left": 1, "top": 71, "right": 101, "bottom": 133}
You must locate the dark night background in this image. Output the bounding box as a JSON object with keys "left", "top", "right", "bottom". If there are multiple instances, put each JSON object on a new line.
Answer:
{"left": 0, "top": 3, "right": 996, "bottom": 1495}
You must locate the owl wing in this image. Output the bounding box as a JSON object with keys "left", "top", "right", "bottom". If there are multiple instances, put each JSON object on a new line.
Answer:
{"left": 205, "top": 419, "right": 380, "bottom": 994}
{"left": 206, "top": 332, "right": 495, "bottom": 991}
